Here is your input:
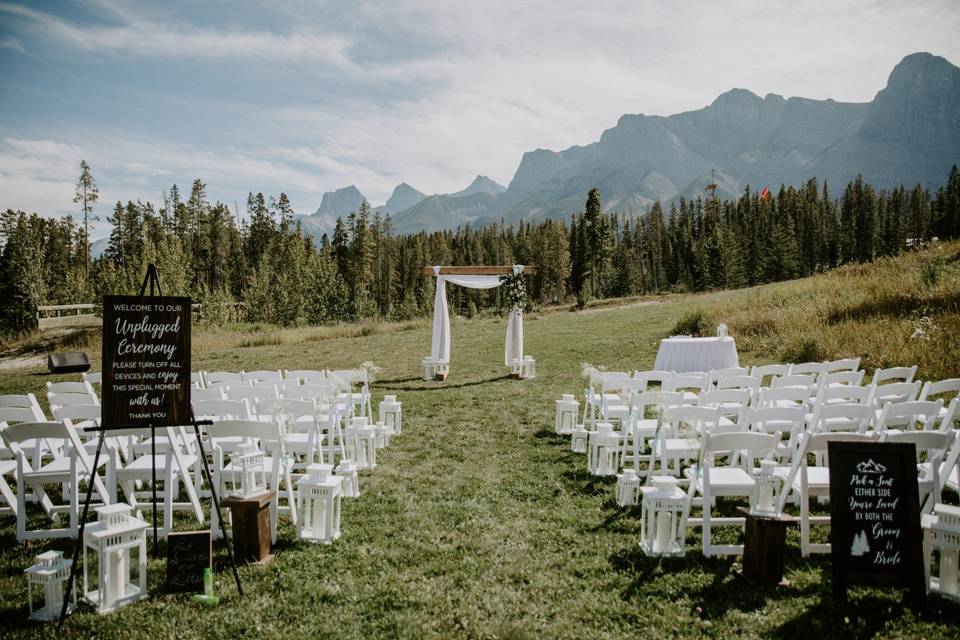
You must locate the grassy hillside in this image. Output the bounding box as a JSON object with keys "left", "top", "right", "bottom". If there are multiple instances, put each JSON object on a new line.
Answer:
{"left": 0, "top": 241, "right": 958, "bottom": 639}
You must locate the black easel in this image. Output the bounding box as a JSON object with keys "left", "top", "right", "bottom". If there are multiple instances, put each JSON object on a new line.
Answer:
{"left": 58, "top": 265, "right": 243, "bottom": 628}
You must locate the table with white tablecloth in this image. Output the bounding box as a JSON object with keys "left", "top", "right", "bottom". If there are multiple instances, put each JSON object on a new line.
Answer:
{"left": 653, "top": 336, "right": 739, "bottom": 373}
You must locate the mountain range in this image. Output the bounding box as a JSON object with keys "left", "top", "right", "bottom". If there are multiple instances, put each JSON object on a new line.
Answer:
{"left": 295, "top": 52, "right": 960, "bottom": 237}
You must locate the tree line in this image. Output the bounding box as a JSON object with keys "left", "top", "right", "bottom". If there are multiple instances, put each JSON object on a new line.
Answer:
{"left": 1, "top": 165, "right": 958, "bottom": 337}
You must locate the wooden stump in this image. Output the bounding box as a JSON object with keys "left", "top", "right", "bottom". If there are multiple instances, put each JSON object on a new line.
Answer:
{"left": 736, "top": 508, "right": 796, "bottom": 586}
{"left": 221, "top": 492, "right": 276, "bottom": 565}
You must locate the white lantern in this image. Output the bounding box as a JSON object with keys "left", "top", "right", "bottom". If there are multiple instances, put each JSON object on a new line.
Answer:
{"left": 521, "top": 356, "right": 536, "bottom": 379}
{"left": 434, "top": 360, "right": 450, "bottom": 380}
{"left": 616, "top": 469, "right": 641, "bottom": 507}
{"left": 717, "top": 323, "right": 728, "bottom": 337}
{"left": 570, "top": 424, "right": 589, "bottom": 454}
{"left": 296, "top": 464, "right": 343, "bottom": 544}
{"left": 639, "top": 477, "right": 688, "bottom": 557}
{"left": 379, "top": 395, "right": 402, "bottom": 436}
{"left": 421, "top": 357, "right": 437, "bottom": 381}
{"left": 82, "top": 504, "right": 148, "bottom": 614}
{"left": 346, "top": 417, "right": 377, "bottom": 469}
{"left": 588, "top": 422, "right": 621, "bottom": 476}
{"left": 373, "top": 420, "right": 390, "bottom": 449}
{"left": 750, "top": 459, "right": 782, "bottom": 517}
{"left": 924, "top": 504, "right": 960, "bottom": 600}
{"left": 25, "top": 550, "right": 74, "bottom": 621}
{"left": 335, "top": 459, "right": 360, "bottom": 498}
{"left": 555, "top": 394, "right": 579, "bottom": 435}
{"left": 231, "top": 442, "right": 267, "bottom": 498}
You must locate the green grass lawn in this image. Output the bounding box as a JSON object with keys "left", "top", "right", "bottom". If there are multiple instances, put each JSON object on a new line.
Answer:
{"left": 1, "top": 243, "right": 959, "bottom": 638}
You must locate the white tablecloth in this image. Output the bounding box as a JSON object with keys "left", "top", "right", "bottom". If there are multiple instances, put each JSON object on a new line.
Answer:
{"left": 653, "top": 337, "right": 739, "bottom": 373}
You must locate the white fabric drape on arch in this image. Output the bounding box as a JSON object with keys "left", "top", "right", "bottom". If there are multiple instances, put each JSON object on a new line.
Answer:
{"left": 429, "top": 265, "right": 525, "bottom": 367}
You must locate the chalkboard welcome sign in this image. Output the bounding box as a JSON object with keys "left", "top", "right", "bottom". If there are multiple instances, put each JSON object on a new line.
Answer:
{"left": 828, "top": 441, "right": 925, "bottom": 603}
{"left": 102, "top": 295, "right": 192, "bottom": 429}
{"left": 166, "top": 530, "right": 212, "bottom": 593}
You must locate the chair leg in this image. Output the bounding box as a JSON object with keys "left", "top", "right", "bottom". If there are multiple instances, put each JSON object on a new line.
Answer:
{"left": 800, "top": 493, "right": 810, "bottom": 558}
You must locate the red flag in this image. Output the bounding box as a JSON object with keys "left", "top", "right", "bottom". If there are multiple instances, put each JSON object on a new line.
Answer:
{"left": 760, "top": 187, "right": 770, "bottom": 200}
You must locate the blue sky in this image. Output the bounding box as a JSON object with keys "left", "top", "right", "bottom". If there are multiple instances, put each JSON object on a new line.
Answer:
{"left": 1, "top": 0, "right": 958, "bottom": 235}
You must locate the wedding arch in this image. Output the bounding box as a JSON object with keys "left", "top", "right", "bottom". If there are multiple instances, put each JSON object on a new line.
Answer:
{"left": 421, "top": 265, "right": 536, "bottom": 381}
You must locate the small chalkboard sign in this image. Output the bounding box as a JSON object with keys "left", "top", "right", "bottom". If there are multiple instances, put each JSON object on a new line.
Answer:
{"left": 828, "top": 441, "right": 925, "bottom": 604}
{"left": 101, "top": 295, "right": 192, "bottom": 429}
{"left": 166, "top": 530, "right": 211, "bottom": 593}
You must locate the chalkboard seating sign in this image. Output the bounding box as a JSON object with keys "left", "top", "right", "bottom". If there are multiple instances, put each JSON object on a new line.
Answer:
{"left": 828, "top": 441, "right": 925, "bottom": 604}
{"left": 166, "top": 531, "right": 212, "bottom": 593}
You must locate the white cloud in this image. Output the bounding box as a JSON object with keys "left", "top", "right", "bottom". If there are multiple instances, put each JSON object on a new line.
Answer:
{"left": 0, "top": 2, "right": 353, "bottom": 64}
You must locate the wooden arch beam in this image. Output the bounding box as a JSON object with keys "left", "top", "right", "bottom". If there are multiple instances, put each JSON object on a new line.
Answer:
{"left": 421, "top": 265, "right": 537, "bottom": 276}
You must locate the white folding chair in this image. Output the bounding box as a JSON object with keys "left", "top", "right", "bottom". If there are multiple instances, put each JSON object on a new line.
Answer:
{"left": 227, "top": 385, "right": 279, "bottom": 404}
{"left": 707, "top": 367, "right": 750, "bottom": 389}
{"left": 750, "top": 364, "right": 790, "bottom": 387}
{"left": 920, "top": 379, "right": 960, "bottom": 426}
{"left": 775, "top": 431, "right": 876, "bottom": 556}
{"left": 698, "top": 389, "right": 750, "bottom": 430}
{"left": 106, "top": 426, "right": 204, "bottom": 536}
{"left": 0, "top": 394, "right": 47, "bottom": 419}
{"left": 871, "top": 381, "right": 921, "bottom": 408}
{"left": 814, "top": 383, "right": 874, "bottom": 408}
{"left": 823, "top": 358, "right": 861, "bottom": 374}
{"left": 206, "top": 419, "right": 297, "bottom": 542}
{"left": 685, "top": 431, "right": 777, "bottom": 556}
{"left": 652, "top": 405, "right": 721, "bottom": 476}
{"left": 747, "top": 406, "right": 806, "bottom": 462}
{"left": 789, "top": 362, "right": 826, "bottom": 382}
{"left": 1, "top": 421, "right": 111, "bottom": 540}
{"left": 619, "top": 391, "right": 681, "bottom": 474}
{"left": 663, "top": 374, "right": 708, "bottom": 405}
{"left": 632, "top": 370, "right": 674, "bottom": 388}
{"left": 254, "top": 398, "right": 323, "bottom": 471}
{"left": 820, "top": 370, "right": 865, "bottom": 389}
{"left": 46, "top": 381, "right": 97, "bottom": 401}
{"left": 874, "top": 400, "right": 944, "bottom": 432}
{"left": 880, "top": 430, "right": 953, "bottom": 512}
{"left": 601, "top": 378, "right": 646, "bottom": 424}
{"left": 871, "top": 365, "right": 917, "bottom": 386}
{"left": 756, "top": 386, "right": 811, "bottom": 410}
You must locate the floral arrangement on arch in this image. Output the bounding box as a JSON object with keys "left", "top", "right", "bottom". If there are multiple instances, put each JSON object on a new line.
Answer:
{"left": 499, "top": 271, "right": 527, "bottom": 311}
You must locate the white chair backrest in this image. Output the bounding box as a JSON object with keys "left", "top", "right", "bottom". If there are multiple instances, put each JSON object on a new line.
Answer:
{"left": 190, "top": 372, "right": 205, "bottom": 388}
{"left": 191, "top": 398, "right": 251, "bottom": 421}
{"left": 81, "top": 371, "right": 103, "bottom": 385}
{"left": 789, "top": 362, "right": 826, "bottom": 378}
{"left": 606, "top": 378, "right": 647, "bottom": 397}
{"left": 772, "top": 374, "right": 817, "bottom": 390}
{"left": 875, "top": 400, "right": 943, "bottom": 432}
{"left": 811, "top": 403, "right": 875, "bottom": 433}
{"left": 871, "top": 365, "right": 917, "bottom": 386}
{"left": 203, "top": 371, "right": 244, "bottom": 387}
{"left": 206, "top": 419, "right": 282, "bottom": 452}
{"left": 0, "top": 393, "right": 41, "bottom": 409}
{"left": 594, "top": 372, "right": 630, "bottom": 390}
{"left": 663, "top": 374, "right": 707, "bottom": 394}
{"left": 748, "top": 405, "right": 806, "bottom": 435}
{"left": 276, "top": 380, "right": 303, "bottom": 396}
{"left": 227, "top": 385, "right": 279, "bottom": 403}
{"left": 701, "top": 431, "right": 777, "bottom": 468}
{"left": 750, "top": 364, "right": 791, "bottom": 385}
{"left": 822, "top": 370, "right": 865, "bottom": 387}
{"left": 663, "top": 404, "right": 722, "bottom": 436}
{"left": 824, "top": 358, "right": 861, "bottom": 373}
{"left": 255, "top": 398, "right": 314, "bottom": 421}
{"left": 708, "top": 367, "right": 749, "bottom": 387}
{"left": 191, "top": 387, "right": 226, "bottom": 402}
{"left": 756, "top": 386, "right": 811, "bottom": 408}
{"left": 0, "top": 406, "right": 43, "bottom": 424}
{"left": 46, "top": 381, "right": 95, "bottom": 396}
{"left": 816, "top": 383, "right": 874, "bottom": 406}
{"left": 47, "top": 392, "right": 99, "bottom": 409}
{"left": 872, "top": 381, "right": 921, "bottom": 406}
{"left": 242, "top": 370, "right": 282, "bottom": 383}
{"left": 632, "top": 370, "right": 674, "bottom": 386}
{"left": 698, "top": 388, "right": 751, "bottom": 408}
{"left": 2, "top": 421, "right": 71, "bottom": 448}
{"left": 714, "top": 375, "right": 761, "bottom": 393}
{"left": 285, "top": 369, "right": 326, "bottom": 383}
{"left": 920, "top": 378, "right": 960, "bottom": 403}
{"left": 287, "top": 383, "right": 337, "bottom": 404}
{"left": 52, "top": 404, "right": 102, "bottom": 423}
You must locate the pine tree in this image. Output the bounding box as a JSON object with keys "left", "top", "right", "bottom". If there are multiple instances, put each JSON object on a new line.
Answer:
{"left": 73, "top": 160, "right": 99, "bottom": 281}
